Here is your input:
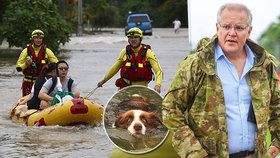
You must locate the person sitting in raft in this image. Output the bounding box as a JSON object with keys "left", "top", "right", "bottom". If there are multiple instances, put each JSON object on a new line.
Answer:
{"left": 38, "top": 60, "right": 80, "bottom": 109}
{"left": 18, "top": 62, "right": 57, "bottom": 109}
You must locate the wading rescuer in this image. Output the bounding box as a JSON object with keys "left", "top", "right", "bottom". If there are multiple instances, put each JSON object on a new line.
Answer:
{"left": 97, "top": 27, "right": 163, "bottom": 93}
{"left": 16, "top": 29, "right": 58, "bottom": 96}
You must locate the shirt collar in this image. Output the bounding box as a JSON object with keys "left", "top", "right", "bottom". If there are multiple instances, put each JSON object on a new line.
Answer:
{"left": 214, "top": 43, "right": 255, "bottom": 64}
{"left": 214, "top": 43, "right": 224, "bottom": 62}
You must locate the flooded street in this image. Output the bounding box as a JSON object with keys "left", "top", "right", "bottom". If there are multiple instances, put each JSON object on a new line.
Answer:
{"left": 0, "top": 28, "right": 189, "bottom": 157}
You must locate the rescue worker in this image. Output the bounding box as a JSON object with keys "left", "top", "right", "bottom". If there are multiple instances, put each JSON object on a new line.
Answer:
{"left": 97, "top": 27, "right": 163, "bottom": 93}
{"left": 16, "top": 29, "right": 58, "bottom": 96}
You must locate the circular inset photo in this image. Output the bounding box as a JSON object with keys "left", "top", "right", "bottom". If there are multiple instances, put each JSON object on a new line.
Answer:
{"left": 104, "top": 85, "right": 168, "bottom": 154}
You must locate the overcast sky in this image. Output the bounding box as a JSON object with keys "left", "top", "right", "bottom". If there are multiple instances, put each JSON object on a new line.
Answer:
{"left": 188, "top": 0, "right": 280, "bottom": 48}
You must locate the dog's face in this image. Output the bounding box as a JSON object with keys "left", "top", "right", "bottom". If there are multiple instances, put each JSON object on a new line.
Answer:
{"left": 114, "top": 110, "right": 162, "bottom": 135}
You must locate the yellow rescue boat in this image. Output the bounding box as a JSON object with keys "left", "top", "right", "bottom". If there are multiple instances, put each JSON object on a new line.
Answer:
{"left": 9, "top": 97, "right": 104, "bottom": 126}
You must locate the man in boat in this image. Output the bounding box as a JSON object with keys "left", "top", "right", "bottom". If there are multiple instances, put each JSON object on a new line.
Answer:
{"left": 39, "top": 60, "right": 80, "bottom": 109}
{"left": 16, "top": 29, "right": 58, "bottom": 97}
{"left": 18, "top": 63, "right": 57, "bottom": 110}
{"left": 97, "top": 27, "right": 163, "bottom": 93}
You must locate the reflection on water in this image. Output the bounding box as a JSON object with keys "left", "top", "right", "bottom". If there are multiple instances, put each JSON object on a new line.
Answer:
{"left": 0, "top": 28, "right": 189, "bottom": 157}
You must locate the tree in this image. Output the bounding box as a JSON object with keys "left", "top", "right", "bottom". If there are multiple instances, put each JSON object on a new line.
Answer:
{"left": 258, "top": 16, "right": 280, "bottom": 59}
{"left": 84, "top": 0, "right": 119, "bottom": 31}
{"left": 111, "top": 0, "right": 188, "bottom": 28}
{"left": 117, "top": 0, "right": 153, "bottom": 26}
{"left": 0, "top": 0, "right": 71, "bottom": 52}
{"left": 0, "top": 0, "right": 10, "bottom": 44}
{"left": 153, "top": 0, "right": 188, "bottom": 27}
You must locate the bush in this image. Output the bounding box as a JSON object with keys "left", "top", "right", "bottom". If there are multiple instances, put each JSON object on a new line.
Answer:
{"left": 0, "top": 0, "right": 71, "bottom": 52}
{"left": 258, "top": 16, "right": 280, "bottom": 59}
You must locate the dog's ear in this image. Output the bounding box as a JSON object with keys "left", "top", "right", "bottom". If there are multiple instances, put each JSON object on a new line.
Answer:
{"left": 150, "top": 113, "right": 163, "bottom": 126}
{"left": 114, "top": 111, "right": 134, "bottom": 128}
{"left": 114, "top": 115, "right": 124, "bottom": 127}
{"left": 143, "top": 112, "right": 162, "bottom": 127}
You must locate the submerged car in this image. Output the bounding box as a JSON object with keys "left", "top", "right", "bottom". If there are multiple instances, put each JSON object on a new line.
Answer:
{"left": 125, "top": 13, "right": 153, "bottom": 36}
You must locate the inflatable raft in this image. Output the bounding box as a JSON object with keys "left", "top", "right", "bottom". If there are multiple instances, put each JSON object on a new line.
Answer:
{"left": 9, "top": 97, "right": 103, "bottom": 126}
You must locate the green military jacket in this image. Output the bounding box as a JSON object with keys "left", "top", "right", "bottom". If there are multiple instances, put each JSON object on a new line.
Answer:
{"left": 162, "top": 35, "right": 280, "bottom": 158}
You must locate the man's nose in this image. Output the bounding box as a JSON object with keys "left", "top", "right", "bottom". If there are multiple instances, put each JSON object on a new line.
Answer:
{"left": 228, "top": 27, "right": 237, "bottom": 36}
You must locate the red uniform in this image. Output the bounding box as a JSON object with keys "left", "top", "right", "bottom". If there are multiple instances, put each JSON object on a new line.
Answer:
{"left": 116, "top": 44, "right": 153, "bottom": 89}
{"left": 19, "top": 45, "right": 47, "bottom": 96}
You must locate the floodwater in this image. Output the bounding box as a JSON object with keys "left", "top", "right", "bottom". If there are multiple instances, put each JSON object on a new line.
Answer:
{"left": 0, "top": 28, "right": 189, "bottom": 157}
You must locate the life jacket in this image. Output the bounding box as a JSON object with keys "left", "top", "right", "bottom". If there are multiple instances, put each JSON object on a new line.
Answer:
{"left": 120, "top": 44, "right": 154, "bottom": 83}
{"left": 48, "top": 77, "right": 74, "bottom": 95}
{"left": 22, "top": 44, "right": 48, "bottom": 79}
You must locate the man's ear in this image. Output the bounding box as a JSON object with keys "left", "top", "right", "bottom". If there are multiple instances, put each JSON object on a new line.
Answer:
{"left": 247, "top": 26, "right": 253, "bottom": 38}
{"left": 216, "top": 23, "right": 219, "bottom": 32}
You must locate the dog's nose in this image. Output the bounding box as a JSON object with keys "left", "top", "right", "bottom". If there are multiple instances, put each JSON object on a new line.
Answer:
{"left": 134, "top": 123, "right": 142, "bottom": 131}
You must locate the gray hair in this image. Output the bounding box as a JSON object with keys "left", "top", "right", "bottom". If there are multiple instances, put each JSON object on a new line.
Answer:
{"left": 217, "top": 3, "right": 252, "bottom": 26}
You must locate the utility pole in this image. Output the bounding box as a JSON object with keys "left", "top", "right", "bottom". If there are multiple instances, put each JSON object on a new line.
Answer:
{"left": 77, "top": 0, "right": 83, "bottom": 36}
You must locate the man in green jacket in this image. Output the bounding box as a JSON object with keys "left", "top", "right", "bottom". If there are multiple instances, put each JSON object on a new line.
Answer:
{"left": 162, "top": 3, "right": 279, "bottom": 158}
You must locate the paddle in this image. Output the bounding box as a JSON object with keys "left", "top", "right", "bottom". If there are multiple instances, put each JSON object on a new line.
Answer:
{"left": 84, "top": 86, "right": 99, "bottom": 100}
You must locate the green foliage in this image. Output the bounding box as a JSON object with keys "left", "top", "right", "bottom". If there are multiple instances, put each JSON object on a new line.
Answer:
{"left": 0, "top": 0, "right": 10, "bottom": 43}
{"left": 0, "top": 0, "right": 189, "bottom": 45}
{"left": 0, "top": 0, "right": 71, "bottom": 52}
{"left": 83, "top": 0, "right": 188, "bottom": 28}
{"left": 154, "top": 0, "right": 188, "bottom": 27}
{"left": 53, "top": 0, "right": 78, "bottom": 31}
{"left": 0, "top": 0, "right": 8, "bottom": 23}
{"left": 258, "top": 16, "right": 280, "bottom": 60}
{"left": 84, "top": 0, "right": 119, "bottom": 30}
{"left": 120, "top": 0, "right": 152, "bottom": 15}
